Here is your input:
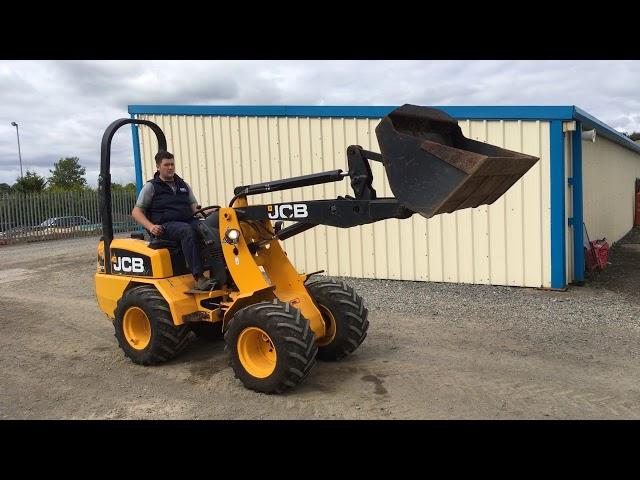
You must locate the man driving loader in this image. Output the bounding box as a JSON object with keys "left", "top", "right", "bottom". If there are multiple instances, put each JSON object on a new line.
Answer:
{"left": 131, "top": 150, "right": 224, "bottom": 291}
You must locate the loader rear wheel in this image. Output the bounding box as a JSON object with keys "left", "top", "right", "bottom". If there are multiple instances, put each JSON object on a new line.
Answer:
{"left": 224, "top": 299, "right": 318, "bottom": 394}
{"left": 114, "top": 285, "right": 193, "bottom": 365}
{"left": 306, "top": 279, "right": 369, "bottom": 361}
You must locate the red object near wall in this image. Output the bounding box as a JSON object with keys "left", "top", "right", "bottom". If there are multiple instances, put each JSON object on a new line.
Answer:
{"left": 585, "top": 239, "right": 610, "bottom": 272}
{"left": 635, "top": 191, "right": 640, "bottom": 226}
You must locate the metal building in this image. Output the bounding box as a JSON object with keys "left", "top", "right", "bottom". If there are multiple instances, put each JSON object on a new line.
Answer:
{"left": 128, "top": 105, "right": 640, "bottom": 290}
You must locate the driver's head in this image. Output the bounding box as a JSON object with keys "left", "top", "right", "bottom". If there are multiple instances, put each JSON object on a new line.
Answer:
{"left": 155, "top": 150, "right": 175, "bottom": 180}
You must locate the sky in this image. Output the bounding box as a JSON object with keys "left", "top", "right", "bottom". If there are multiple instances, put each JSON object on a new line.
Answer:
{"left": 1, "top": 60, "right": 639, "bottom": 188}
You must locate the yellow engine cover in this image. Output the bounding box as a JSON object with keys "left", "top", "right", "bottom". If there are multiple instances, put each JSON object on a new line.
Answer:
{"left": 96, "top": 238, "right": 174, "bottom": 278}
{"left": 95, "top": 239, "right": 199, "bottom": 324}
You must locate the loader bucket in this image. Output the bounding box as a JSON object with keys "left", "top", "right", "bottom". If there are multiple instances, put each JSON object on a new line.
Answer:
{"left": 375, "top": 104, "right": 539, "bottom": 218}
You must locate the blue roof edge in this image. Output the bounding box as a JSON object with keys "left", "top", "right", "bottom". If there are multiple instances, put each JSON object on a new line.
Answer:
{"left": 128, "top": 104, "right": 575, "bottom": 120}
{"left": 573, "top": 106, "right": 640, "bottom": 155}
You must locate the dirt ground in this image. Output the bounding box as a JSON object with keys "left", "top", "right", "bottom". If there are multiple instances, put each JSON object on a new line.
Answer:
{"left": 1, "top": 229, "right": 639, "bottom": 419}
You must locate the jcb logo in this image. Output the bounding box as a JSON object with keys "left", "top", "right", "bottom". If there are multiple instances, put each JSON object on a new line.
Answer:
{"left": 112, "top": 256, "right": 144, "bottom": 273}
{"left": 267, "top": 204, "right": 308, "bottom": 220}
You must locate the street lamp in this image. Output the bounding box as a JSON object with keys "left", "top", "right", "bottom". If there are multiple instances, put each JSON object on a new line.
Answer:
{"left": 10, "top": 121, "right": 23, "bottom": 178}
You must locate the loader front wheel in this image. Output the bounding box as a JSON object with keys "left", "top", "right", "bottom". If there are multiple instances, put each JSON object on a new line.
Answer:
{"left": 114, "top": 285, "right": 193, "bottom": 365}
{"left": 306, "top": 279, "right": 369, "bottom": 361}
{"left": 224, "top": 299, "right": 317, "bottom": 394}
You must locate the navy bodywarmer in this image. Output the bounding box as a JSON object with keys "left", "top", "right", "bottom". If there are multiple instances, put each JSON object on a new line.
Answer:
{"left": 146, "top": 172, "right": 193, "bottom": 224}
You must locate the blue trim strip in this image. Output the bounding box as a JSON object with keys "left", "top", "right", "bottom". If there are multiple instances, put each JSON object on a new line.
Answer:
{"left": 550, "top": 120, "right": 566, "bottom": 289}
{"left": 441, "top": 106, "right": 574, "bottom": 120}
{"left": 128, "top": 104, "right": 576, "bottom": 121}
{"left": 574, "top": 106, "right": 640, "bottom": 155}
{"left": 571, "top": 122, "right": 585, "bottom": 283}
{"left": 130, "top": 114, "right": 143, "bottom": 194}
{"left": 129, "top": 105, "right": 395, "bottom": 118}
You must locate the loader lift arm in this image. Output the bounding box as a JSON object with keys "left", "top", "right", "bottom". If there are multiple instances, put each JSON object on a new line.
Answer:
{"left": 229, "top": 145, "right": 413, "bottom": 253}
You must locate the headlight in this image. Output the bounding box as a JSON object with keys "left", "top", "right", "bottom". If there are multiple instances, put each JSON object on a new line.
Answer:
{"left": 224, "top": 228, "right": 241, "bottom": 244}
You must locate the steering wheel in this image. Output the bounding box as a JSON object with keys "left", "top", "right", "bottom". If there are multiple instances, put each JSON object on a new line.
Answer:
{"left": 193, "top": 205, "right": 221, "bottom": 219}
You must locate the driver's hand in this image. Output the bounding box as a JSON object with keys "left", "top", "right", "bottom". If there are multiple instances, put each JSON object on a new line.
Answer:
{"left": 150, "top": 224, "right": 164, "bottom": 236}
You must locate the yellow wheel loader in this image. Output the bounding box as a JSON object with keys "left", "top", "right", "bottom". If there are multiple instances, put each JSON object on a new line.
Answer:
{"left": 94, "top": 104, "right": 538, "bottom": 394}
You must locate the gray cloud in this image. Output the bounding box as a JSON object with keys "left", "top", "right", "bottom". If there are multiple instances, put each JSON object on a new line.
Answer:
{"left": 1, "top": 60, "right": 639, "bottom": 187}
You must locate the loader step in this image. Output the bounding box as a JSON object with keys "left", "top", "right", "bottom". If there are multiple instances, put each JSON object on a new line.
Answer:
{"left": 182, "top": 311, "right": 209, "bottom": 323}
{"left": 182, "top": 309, "right": 223, "bottom": 323}
{"left": 184, "top": 288, "right": 227, "bottom": 295}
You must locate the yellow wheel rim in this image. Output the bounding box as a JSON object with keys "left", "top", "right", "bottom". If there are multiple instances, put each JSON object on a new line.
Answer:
{"left": 316, "top": 305, "right": 337, "bottom": 347}
{"left": 123, "top": 306, "right": 151, "bottom": 350}
{"left": 237, "top": 327, "right": 277, "bottom": 378}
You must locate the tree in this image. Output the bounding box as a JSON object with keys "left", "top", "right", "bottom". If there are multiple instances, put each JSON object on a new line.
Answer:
{"left": 111, "top": 182, "right": 137, "bottom": 192}
{"left": 0, "top": 183, "right": 11, "bottom": 194}
{"left": 630, "top": 132, "right": 640, "bottom": 141}
{"left": 47, "top": 157, "right": 87, "bottom": 191}
{"left": 12, "top": 170, "right": 47, "bottom": 193}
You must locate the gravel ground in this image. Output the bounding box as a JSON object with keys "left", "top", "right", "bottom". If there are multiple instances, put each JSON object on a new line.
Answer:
{"left": 1, "top": 228, "right": 639, "bottom": 419}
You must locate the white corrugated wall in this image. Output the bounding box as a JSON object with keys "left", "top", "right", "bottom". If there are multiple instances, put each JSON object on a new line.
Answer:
{"left": 135, "top": 114, "right": 551, "bottom": 288}
{"left": 583, "top": 136, "right": 640, "bottom": 243}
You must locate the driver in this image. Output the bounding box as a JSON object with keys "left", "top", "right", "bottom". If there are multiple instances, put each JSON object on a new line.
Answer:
{"left": 132, "top": 150, "right": 222, "bottom": 291}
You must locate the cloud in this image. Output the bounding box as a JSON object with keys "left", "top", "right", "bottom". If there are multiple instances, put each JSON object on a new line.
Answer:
{"left": 1, "top": 60, "right": 639, "bottom": 187}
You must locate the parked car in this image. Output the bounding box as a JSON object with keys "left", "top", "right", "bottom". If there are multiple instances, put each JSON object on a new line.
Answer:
{"left": 0, "top": 216, "right": 102, "bottom": 244}
{"left": 37, "top": 216, "right": 102, "bottom": 233}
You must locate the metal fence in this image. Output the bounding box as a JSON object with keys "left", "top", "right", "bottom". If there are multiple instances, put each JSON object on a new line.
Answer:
{"left": 0, "top": 190, "right": 138, "bottom": 246}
